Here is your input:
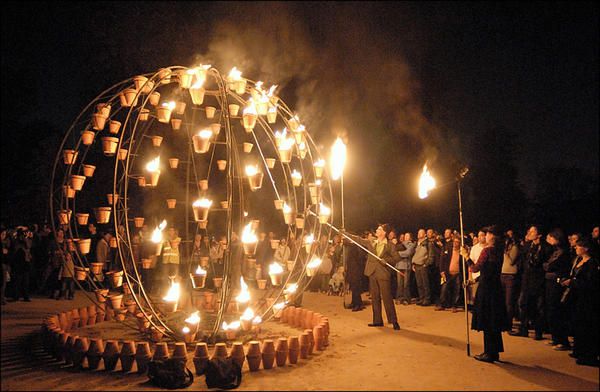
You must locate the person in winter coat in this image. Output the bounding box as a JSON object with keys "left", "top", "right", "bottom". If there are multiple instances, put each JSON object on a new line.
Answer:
{"left": 463, "top": 225, "right": 509, "bottom": 363}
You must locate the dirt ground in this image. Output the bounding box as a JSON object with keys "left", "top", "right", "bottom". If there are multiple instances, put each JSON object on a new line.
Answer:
{"left": 1, "top": 292, "right": 598, "bottom": 391}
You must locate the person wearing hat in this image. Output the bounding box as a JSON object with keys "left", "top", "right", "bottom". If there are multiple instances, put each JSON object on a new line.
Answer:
{"left": 461, "top": 225, "right": 509, "bottom": 362}
{"left": 344, "top": 224, "right": 401, "bottom": 330}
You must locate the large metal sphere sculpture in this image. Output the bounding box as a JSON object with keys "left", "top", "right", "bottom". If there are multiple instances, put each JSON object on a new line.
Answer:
{"left": 50, "top": 65, "right": 335, "bottom": 342}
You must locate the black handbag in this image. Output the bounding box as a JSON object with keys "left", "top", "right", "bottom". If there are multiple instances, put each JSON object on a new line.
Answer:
{"left": 205, "top": 357, "right": 242, "bottom": 390}
{"left": 147, "top": 358, "right": 194, "bottom": 389}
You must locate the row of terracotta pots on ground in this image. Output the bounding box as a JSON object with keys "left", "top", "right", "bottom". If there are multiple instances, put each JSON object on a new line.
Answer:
{"left": 41, "top": 305, "right": 330, "bottom": 374}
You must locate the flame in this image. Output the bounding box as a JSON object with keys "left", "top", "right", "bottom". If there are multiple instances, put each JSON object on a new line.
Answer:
{"left": 268, "top": 105, "right": 277, "bottom": 114}
{"left": 304, "top": 233, "right": 315, "bottom": 245}
{"left": 284, "top": 283, "right": 298, "bottom": 294}
{"left": 295, "top": 124, "right": 306, "bottom": 133}
{"left": 193, "top": 198, "right": 212, "bottom": 208}
{"left": 197, "top": 129, "right": 213, "bottom": 139}
{"left": 307, "top": 257, "right": 323, "bottom": 269}
{"left": 255, "top": 81, "right": 263, "bottom": 91}
{"left": 331, "top": 137, "right": 347, "bottom": 181}
{"left": 245, "top": 165, "right": 259, "bottom": 177}
{"left": 228, "top": 67, "right": 242, "bottom": 81}
{"left": 146, "top": 157, "right": 160, "bottom": 172}
{"left": 315, "top": 179, "right": 322, "bottom": 186}
{"left": 191, "top": 64, "right": 211, "bottom": 88}
{"left": 243, "top": 99, "right": 257, "bottom": 115}
{"left": 235, "top": 277, "right": 250, "bottom": 303}
{"left": 162, "top": 101, "right": 176, "bottom": 110}
{"left": 194, "top": 266, "right": 207, "bottom": 275}
{"left": 222, "top": 320, "right": 241, "bottom": 331}
{"left": 291, "top": 170, "right": 302, "bottom": 180}
{"left": 314, "top": 159, "right": 325, "bottom": 168}
{"left": 240, "top": 307, "right": 255, "bottom": 321}
{"left": 252, "top": 316, "right": 262, "bottom": 325}
{"left": 268, "top": 85, "right": 277, "bottom": 96}
{"left": 418, "top": 164, "right": 436, "bottom": 199}
{"left": 151, "top": 220, "right": 167, "bottom": 243}
{"left": 185, "top": 311, "right": 201, "bottom": 325}
{"left": 279, "top": 137, "right": 295, "bottom": 151}
{"left": 182, "top": 326, "right": 190, "bottom": 334}
{"left": 241, "top": 223, "right": 257, "bottom": 244}
{"left": 298, "top": 142, "right": 306, "bottom": 151}
{"left": 274, "top": 128, "right": 287, "bottom": 140}
{"left": 269, "top": 262, "right": 284, "bottom": 275}
{"left": 282, "top": 203, "right": 292, "bottom": 214}
{"left": 243, "top": 211, "right": 249, "bottom": 217}
{"left": 163, "top": 281, "right": 180, "bottom": 302}
{"left": 273, "top": 302, "right": 285, "bottom": 310}
{"left": 319, "top": 203, "right": 331, "bottom": 216}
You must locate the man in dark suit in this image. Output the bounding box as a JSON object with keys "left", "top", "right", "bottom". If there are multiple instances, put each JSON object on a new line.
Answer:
{"left": 345, "top": 224, "right": 401, "bottom": 330}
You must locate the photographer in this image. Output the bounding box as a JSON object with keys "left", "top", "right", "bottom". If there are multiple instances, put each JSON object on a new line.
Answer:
{"left": 10, "top": 228, "right": 33, "bottom": 302}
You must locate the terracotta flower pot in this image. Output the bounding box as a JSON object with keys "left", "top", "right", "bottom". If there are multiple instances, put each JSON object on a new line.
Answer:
{"left": 257, "top": 279, "right": 267, "bottom": 289}
{"left": 58, "top": 332, "right": 70, "bottom": 362}
{"left": 75, "top": 267, "right": 89, "bottom": 281}
{"left": 219, "top": 201, "right": 229, "bottom": 209}
{"left": 175, "top": 101, "right": 186, "bottom": 115}
{"left": 208, "top": 123, "right": 221, "bottom": 136}
{"left": 108, "top": 293, "right": 123, "bottom": 309}
{"left": 267, "top": 109, "right": 277, "bottom": 123}
{"left": 172, "top": 343, "right": 188, "bottom": 364}
{"left": 92, "top": 113, "right": 107, "bottom": 131}
{"left": 108, "top": 270, "right": 123, "bottom": 288}
{"left": 94, "top": 207, "right": 111, "bottom": 224}
{"left": 299, "top": 333, "right": 310, "bottom": 359}
{"left": 288, "top": 336, "right": 300, "bottom": 364}
{"left": 247, "top": 172, "right": 264, "bottom": 191}
{"left": 261, "top": 340, "right": 275, "bottom": 370}
{"left": 142, "top": 258, "right": 152, "bottom": 269}
{"left": 193, "top": 343, "right": 210, "bottom": 376}
{"left": 138, "top": 108, "right": 150, "bottom": 121}
{"left": 243, "top": 242, "right": 257, "bottom": 256}
{"left": 166, "top": 199, "right": 176, "bottom": 209}
{"left": 216, "top": 160, "right": 227, "bottom": 171}
{"left": 77, "top": 238, "right": 91, "bottom": 255}
{"left": 115, "top": 308, "right": 128, "bottom": 321}
{"left": 57, "top": 209, "right": 71, "bottom": 225}
{"left": 76, "top": 213, "right": 89, "bottom": 226}
{"left": 151, "top": 327, "right": 165, "bottom": 343}
{"left": 133, "top": 75, "right": 148, "bottom": 91}
{"left": 213, "top": 277, "right": 223, "bottom": 288}
{"left": 168, "top": 158, "right": 179, "bottom": 169}
{"left": 230, "top": 342, "right": 245, "bottom": 369}
{"left": 83, "top": 164, "right": 96, "bottom": 177}
{"left": 190, "top": 273, "right": 206, "bottom": 289}
{"left": 304, "top": 329, "right": 315, "bottom": 355}
{"left": 70, "top": 174, "right": 86, "bottom": 191}
{"left": 153, "top": 342, "right": 169, "bottom": 361}
{"left": 192, "top": 134, "right": 212, "bottom": 154}
{"left": 101, "top": 137, "right": 119, "bottom": 156}
{"left": 94, "top": 288, "right": 108, "bottom": 302}
{"left": 158, "top": 68, "right": 172, "bottom": 84}
{"left": 205, "top": 106, "right": 216, "bottom": 119}
{"left": 246, "top": 341, "right": 261, "bottom": 372}
{"left": 135, "top": 342, "right": 152, "bottom": 374}
{"left": 125, "top": 299, "right": 137, "bottom": 314}
{"left": 137, "top": 176, "right": 146, "bottom": 187}
{"left": 109, "top": 120, "right": 121, "bottom": 134}
{"left": 295, "top": 217, "right": 305, "bottom": 229}
{"left": 212, "top": 343, "right": 228, "bottom": 360}
{"left": 275, "top": 337, "right": 289, "bottom": 367}
{"left": 65, "top": 335, "right": 78, "bottom": 365}
{"left": 149, "top": 91, "right": 160, "bottom": 106}
{"left": 87, "top": 338, "right": 104, "bottom": 370}
{"left": 81, "top": 130, "right": 95, "bottom": 145}
{"left": 121, "top": 88, "right": 138, "bottom": 107}
{"left": 228, "top": 104, "right": 240, "bottom": 116}
{"left": 151, "top": 135, "right": 163, "bottom": 147}
{"left": 156, "top": 106, "right": 172, "bottom": 123}
{"left": 63, "top": 149, "right": 78, "bottom": 165}
{"left": 72, "top": 337, "right": 89, "bottom": 369}
{"left": 190, "top": 86, "right": 205, "bottom": 105}
{"left": 118, "top": 148, "right": 128, "bottom": 161}
{"left": 97, "top": 103, "right": 111, "bottom": 118}
{"left": 313, "top": 326, "right": 324, "bottom": 351}
{"left": 120, "top": 341, "right": 136, "bottom": 372}
{"left": 133, "top": 216, "right": 144, "bottom": 228}
{"left": 278, "top": 148, "right": 292, "bottom": 163}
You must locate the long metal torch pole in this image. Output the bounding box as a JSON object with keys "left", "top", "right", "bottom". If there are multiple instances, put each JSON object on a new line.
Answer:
{"left": 458, "top": 180, "right": 471, "bottom": 356}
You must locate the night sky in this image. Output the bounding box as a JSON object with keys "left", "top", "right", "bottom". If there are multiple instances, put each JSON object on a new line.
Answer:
{"left": 1, "top": 2, "right": 598, "bottom": 233}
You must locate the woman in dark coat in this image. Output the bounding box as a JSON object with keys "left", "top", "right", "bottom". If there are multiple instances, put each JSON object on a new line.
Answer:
{"left": 344, "top": 240, "right": 365, "bottom": 311}
{"left": 561, "top": 239, "right": 599, "bottom": 366}
{"left": 463, "top": 225, "right": 509, "bottom": 362}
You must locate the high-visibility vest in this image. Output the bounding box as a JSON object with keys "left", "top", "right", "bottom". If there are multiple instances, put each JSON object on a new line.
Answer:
{"left": 162, "top": 238, "right": 180, "bottom": 264}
